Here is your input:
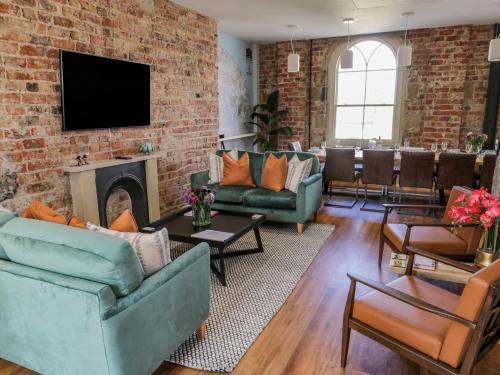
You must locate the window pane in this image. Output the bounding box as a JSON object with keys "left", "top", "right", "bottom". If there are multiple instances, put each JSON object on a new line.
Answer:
{"left": 363, "top": 106, "right": 394, "bottom": 140}
{"left": 365, "top": 70, "right": 396, "bottom": 104}
{"left": 368, "top": 44, "right": 396, "bottom": 70}
{"left": 336, "top": 71, "right": 366, "bottom": 105}
{"left": 338, "top": 47, "right": 366, "bottom": 72}
{"left": 335, "top": 107, "right": 363, "bottom": 139}
{"left": 355, "top": 41, "right": 381, "bottom": 61}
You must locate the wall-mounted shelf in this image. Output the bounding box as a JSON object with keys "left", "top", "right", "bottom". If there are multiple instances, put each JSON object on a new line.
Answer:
{"left": 217, "top": 133, "right": 257, "bottom": 143}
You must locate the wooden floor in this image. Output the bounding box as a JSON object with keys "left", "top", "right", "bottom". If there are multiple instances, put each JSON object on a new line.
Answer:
{"left": 1, "top": 201, "right": 499, "bottom": 375}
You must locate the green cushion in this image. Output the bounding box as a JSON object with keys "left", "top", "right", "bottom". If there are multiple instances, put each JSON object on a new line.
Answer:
{"left": 0, "top": 217, "right": 144, "bottom": 297}
{"left": 212, "top": 184, "right": 253, "bottom": 204}
{"left": 243, "top": 188, "right": 297, "bottom": 209}
{"left": 0, "top": 211, "right": 18, "bottom": 260}
{"left": 216, "top": 150, "right": 265, "bottom": 186}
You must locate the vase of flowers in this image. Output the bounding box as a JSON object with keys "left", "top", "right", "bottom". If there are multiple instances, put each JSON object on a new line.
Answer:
{"left": 182, "top": 187, "right": 216, "bottom": 227}
{"left": 466, "top": 132, "right": 488, "bottom": 154}
{"left": 448, "top": 187, "right": 500, "bottom": 267}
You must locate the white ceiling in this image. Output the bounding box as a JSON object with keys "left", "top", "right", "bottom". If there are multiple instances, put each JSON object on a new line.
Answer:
{"left": 172, "top": 0, "right": 500, "bottom": 43}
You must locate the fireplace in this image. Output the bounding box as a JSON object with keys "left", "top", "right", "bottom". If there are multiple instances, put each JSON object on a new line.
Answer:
{"left": 64, "top": 154, "right": 161, "bottom": 228}
{"left": 96, "top": 162, "right": 149, "bottom": 228}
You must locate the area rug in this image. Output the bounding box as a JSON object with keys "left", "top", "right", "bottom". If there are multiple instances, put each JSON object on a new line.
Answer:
{"left": 167, "top": 222, "right": 335, "bottom": 372}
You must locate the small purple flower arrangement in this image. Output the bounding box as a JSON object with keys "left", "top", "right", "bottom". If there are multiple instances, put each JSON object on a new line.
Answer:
{"left": 182, "top": 187, "right": 216, "bottom": 226}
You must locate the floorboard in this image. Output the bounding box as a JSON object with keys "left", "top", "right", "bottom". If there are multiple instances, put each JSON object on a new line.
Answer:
{"left": 1, "top": 201, "right": 499, "bottom": 375}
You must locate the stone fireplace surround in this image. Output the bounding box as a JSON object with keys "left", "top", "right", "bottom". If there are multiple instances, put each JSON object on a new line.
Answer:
{"left": 63, "top": 154, "right": 161, "bottom": 228}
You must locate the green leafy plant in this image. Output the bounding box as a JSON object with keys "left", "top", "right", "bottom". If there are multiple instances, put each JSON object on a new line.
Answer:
{"left": 247, "top": 90, "right": 294, "bottom": 151}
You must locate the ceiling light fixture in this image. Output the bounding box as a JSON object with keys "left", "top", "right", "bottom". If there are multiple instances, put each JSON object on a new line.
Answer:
{"left": 287, "top": 25, "right": 300, "bottom": 73}
{"left": 397, "top": 11, "right": 414, "bottom": 67}
{"left": 489, "top": 4, "right": 500, "bottom": 62}
{"left": 340, "top": 18, "right": 354, "bottom": 69}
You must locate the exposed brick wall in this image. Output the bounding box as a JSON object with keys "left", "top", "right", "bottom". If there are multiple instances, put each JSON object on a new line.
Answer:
{"left": 0, "top": 0, "right": 219, "bottom": 216}
{"left": 259, "top": 24, "right": 495, "bottom": 151}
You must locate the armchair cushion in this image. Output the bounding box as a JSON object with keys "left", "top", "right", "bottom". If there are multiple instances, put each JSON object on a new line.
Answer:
{"left": 440, "top": 259, "right": 500, "bottom": 367}
{"left": 383, "top": 223, "right": 468, "bottom": 255}
{"left": 353, "top": 276, "right": 460, "bottom": 360}
{"left": 243, "top": 188, "right": 297, "bottom": 210}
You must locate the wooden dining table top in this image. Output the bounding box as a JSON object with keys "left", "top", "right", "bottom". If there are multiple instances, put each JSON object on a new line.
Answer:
{"left": 311, "top": 149, "right": 488, "bottom": 166}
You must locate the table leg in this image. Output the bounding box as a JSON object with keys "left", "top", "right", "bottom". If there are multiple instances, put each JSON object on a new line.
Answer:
{"left": 254, "top": 227, "right": 264, "bottom": 253}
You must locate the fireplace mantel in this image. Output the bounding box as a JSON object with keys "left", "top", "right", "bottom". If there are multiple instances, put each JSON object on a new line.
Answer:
{"left": 63, "top": 153, "right": 162, "bottom": 173}
{"left": 64, "top": 153, "right": 161, "bottom": 226}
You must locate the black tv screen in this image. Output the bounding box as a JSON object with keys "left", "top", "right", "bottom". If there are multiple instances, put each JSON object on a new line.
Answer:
{"left": 60, "top": 50, "right": 151, "bottom": 130}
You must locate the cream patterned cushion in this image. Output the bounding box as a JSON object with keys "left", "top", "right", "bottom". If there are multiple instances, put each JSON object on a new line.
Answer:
{"left": 208, "top": 149, "right": 238, "bottom": 184}
{"left": 87, "top": 223, "right": 171, "bottom": 276}
{"left": 285, "top": 155, "right": 313, "bottom": 193}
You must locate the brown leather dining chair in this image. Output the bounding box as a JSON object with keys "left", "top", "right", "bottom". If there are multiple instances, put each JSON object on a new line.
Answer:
{"left": 479, "top": 154, "right": 497, "bottom": 192}
{"left": 378, "top": 186, "right": 483, "bottom": 266}
{"left": 398, "top": 151, "right": 436, "bottom": 203}
{"left": 436, "top": 153, "right": 476, "bottom": 205}
{"left": 342, "top": 247, "right": 500, "bottom": 375}
{"left": 288, "top": 141, "right": 302, "bottom": 152}
{"left": 360, "top": 149, "right": 396, "bottom": 212}
{"left": 324, "top": 148, "right": 360, "bottom": 208}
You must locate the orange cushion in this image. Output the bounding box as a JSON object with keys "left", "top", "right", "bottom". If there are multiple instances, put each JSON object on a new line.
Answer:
{"left": 68, "top": 215, "right": 86, "bottom": 229}
{"left": 220, "top": 152, "right": 255, "bottom": 187}
{"left": 109, "top": 209, "right": 139, "bottom": 232}
{"left": 260, "top": 154, "right": 288, "bottom": 192}
{"left": 23, "top": 200, "right": 66, "bottom": 225}
{"left": 353, "top": 276, "right": 460, "bottom": 360}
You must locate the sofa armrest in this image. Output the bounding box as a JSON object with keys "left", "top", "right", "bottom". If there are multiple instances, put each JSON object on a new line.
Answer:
{"left": 0, "top": 259, "right": 116, "bottom": 317}
{"left": 104, "top": 242, "right": 211, "bottom": 319}
{"left": 191, "top": 171, "right": 210, "bottom": 188}
{"left": 298, "top": 173, "right": 322, "bottom": 189}
{"left": 296, "top": 173, "right": 323, "bottom": 223}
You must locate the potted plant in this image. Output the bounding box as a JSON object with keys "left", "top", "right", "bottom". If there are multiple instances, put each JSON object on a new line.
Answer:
{"left": 182, "top": 187, "right": 216, "bottom": 227}
{"left": 448, "top": 187, "right": 500, "bottom": 267}
{"left": 247, "top": 90, "right": 294, "bottom": 151}
{"left": 465, "top": 132, "right": 488, "bottom": 154}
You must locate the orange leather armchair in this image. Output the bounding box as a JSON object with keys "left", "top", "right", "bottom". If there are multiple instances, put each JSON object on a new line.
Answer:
{"left": 379, "top": 186, "right": 484, "bottom": 266}
{"left": 342, "top": 247, "right": 500, "bottom": 375}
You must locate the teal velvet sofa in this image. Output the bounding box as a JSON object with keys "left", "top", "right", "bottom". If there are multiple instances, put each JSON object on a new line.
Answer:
{"left": 191, "top": 150, "right": 323, "bottom": 233}
{"left": 0, "top": 211, "right": 210, "bottom": 375}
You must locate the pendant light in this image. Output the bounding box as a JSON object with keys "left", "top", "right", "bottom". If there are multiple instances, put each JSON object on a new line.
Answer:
{"left": 489, "top": 5, "right": 500, "bottom": 61}
{"left": 287, "top": 25, "right": 300, "bottom": 73}
{"left": 397, "top": 12, "right": 414, "bottom": 67}
{"left": 340, "top": 18, "right": 354, "bottom": 69}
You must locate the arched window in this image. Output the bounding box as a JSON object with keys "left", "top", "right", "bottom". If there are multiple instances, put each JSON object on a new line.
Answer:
{"left": 332, "top": 40, "right": 398, "bottom": 142}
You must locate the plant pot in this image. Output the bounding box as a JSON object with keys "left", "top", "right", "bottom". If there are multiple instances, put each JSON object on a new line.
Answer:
{"left": 192, "top": 204, "right": 211, "bottom": 227}
{"left": 474, "top": 248, "right": 500, "bottom": 268}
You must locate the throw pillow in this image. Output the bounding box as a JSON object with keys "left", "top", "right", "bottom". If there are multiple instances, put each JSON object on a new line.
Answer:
{"left": 68, "top": 215, "right": 86, "bottom": 229}
{"left": 285, "top": 155, "right": 313, "bottom": 193}
{"left": 220, "top": 152, "right": 255, "bottom": 187}
{"left": 109, "top": 208, "right": 139, "bottom": 232}
{"left": 0, "top": 205, "right": 11, "bottom": 213}
{"left": 23, "top": 200, "right": 66, "bottom": 225}
{"left": 87, "top": 223, "right": 171, "bottom": 277}
{"left": 260, "top": 154, "right": 288, "bottom": 192}
{"left": 208, "top": 149, "right": 238, "bottom": 184}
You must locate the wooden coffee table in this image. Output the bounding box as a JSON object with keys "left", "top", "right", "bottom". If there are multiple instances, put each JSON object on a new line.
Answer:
{"left": 149, "top": 208, "right": 266, "bottom": 286}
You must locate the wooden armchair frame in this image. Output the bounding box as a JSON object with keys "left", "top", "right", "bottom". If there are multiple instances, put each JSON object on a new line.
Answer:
{"left": 378, "top": 203, "right": 479, "bottom": 266}
{"left": 342, "top": 247, "right": 500, "bottom": 375}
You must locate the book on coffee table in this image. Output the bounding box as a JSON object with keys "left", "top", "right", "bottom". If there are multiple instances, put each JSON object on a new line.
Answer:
{"left": 190, "top": 230, "right": 234, "bottom": 242}
{"left": 183, "top": 210, "right": 219, "bottom": 218}
{"left": 389, "top": 253, "right": 436, "bottom": 271}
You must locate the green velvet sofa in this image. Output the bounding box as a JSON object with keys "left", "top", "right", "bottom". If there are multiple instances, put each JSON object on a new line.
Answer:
{"left": 191, "top": 150, "right": 323, "bottom": 233}
{"left": 0, "top": 211, "right": 210, "bottom": 375}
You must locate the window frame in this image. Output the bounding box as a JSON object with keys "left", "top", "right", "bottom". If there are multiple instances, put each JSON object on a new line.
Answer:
{"left": 326, "top": 37, "right": 406, "bottom": 146}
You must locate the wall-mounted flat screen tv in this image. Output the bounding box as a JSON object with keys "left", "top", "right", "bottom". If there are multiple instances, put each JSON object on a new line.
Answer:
{"left": 60, "top": 50, "right": 151, "bottom": 131}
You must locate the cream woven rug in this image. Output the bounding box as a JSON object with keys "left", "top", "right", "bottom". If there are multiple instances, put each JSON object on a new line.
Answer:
{"left": 167, "top": 222, "right": 335, "bottom": 372}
